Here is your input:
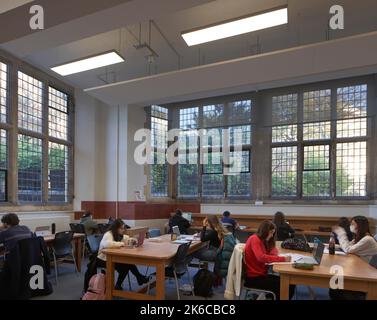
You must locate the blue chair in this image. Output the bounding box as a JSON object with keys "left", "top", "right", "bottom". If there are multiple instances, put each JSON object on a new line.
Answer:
{"left": 148, "top": 229, "right": 161, "bottom": 238}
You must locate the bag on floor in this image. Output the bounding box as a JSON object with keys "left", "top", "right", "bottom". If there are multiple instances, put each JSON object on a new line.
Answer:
{"left": 193, "top": 269, "right": 215, "bottom": 298}
{"left": 281, "top": 238, "right": 311, "bottom": 252}
{"left": 82, "top": 272, "right": 106, "bottom": 300}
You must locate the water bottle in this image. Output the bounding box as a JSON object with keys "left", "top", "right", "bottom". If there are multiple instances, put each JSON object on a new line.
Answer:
{"left": 329, "top": 233, "right": 336, "bottom": 255}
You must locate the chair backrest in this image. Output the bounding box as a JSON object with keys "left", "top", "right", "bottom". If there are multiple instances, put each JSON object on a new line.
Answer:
{"left": 148, "top": 228, "right": 161, "bottom": 238}
{"left": 370, "top": 254, "right": 377, "bottom": 269}
{"left": 235, "top": 230, "right": 252, "bottom": 243}
{"left": 172, "top": 242, "right": 191, "bottom": 274}
{"left": 69, "top": 223, "right": 85, "bottom": 234}
{"left": 87, "top": 234, "right": 103, "bottom": 253}
{"left": 97, "top": 223, "right": 109, "bottom": 234}
{"left": 53, "top": 231, "right": 74, "bottom": 256}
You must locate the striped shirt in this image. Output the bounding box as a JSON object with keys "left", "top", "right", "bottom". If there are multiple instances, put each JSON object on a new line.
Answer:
{"left": 0, "top": 225, "right": 33, "bottom": 252}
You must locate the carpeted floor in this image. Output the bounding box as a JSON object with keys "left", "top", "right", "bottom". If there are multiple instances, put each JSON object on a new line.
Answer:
{"left": 33, "top": 258, "right": 330, "bottom": 300}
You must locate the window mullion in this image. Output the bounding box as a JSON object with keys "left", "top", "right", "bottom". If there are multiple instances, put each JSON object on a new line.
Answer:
{"left": 42, "top": 81, "right": 49, "bottom": 204}
{"left": 9, "top": 62, "right": 18, "bottom": 204}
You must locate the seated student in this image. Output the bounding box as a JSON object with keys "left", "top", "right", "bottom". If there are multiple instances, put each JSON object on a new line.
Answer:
{"left": 0, "top": 213, "right": 33, "bottom": 253}
{"left": 169, "top": 209, "right": 191, "bottom": 235}
{"left": 273, "top": 211, "right": 295, "bottom": 241}
{"left": 334, "top": 217, "right": 353, "bottom": 244}
{"left": 244, "top": 220, "right": 295, "bottom": 300}
{"left": 80, "top": 212, "right": 99, "bottom": 235}
{"left": 221, "top": 211, "right": 239, "bottom": 231}
{"left": 330, "top": 216, "right": 377, "bottom": 300}
{"left": 194, "top": 215, "right": 226, "bottom": 262}
{"left": 96, "top": 218, "right": 149, "bottom": 290}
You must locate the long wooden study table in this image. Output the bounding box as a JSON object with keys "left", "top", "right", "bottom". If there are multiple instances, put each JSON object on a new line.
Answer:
{"left": 102, "top": 234, "right": 205, "bottom": 300}
{"left": 274, "top": 242, "right": 377, "bottom": 300}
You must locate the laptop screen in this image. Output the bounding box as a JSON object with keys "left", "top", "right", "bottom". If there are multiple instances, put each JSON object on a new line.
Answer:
{"left": 182, "top": 212, "right": 192, "bottom": 222}
{"left": 313, "top": 242, "right": 325, "bottom": 263}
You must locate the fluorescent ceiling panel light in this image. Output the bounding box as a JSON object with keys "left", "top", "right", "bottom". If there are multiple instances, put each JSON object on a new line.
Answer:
{"left": 182, "top": 7, "right": 288, "bottom": 46}
{"left": 51, "top": 51, "right": 125, "bottom": 76}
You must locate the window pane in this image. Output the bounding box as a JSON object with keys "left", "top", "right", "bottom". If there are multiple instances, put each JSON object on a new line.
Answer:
{"left": 202, "top": 174, "right": 223, "bottom": 198}
{"left": 304, "top": 145, "right": 330, "bottom": 170}
{"left": 0, "top": 129, "right": 7, "bottom": 201}
{"left": 229, "top": 125, "right": 251, "bottom": 146}
{"left": 178, "top": 153, "right": 198, "bottom": 198}
{"left": 272, "top": 125, "right": 297, "bottom": 143}
{"left": 201, "top": 128, "right": 222, "bottom": 148}
{"left": 303, "top": 121, "right": 331, "bottom": 141}
{"left": 337, "top": 118, "right": 367, "bottom": 138}
{"left": 179, "top": 107, "right": 199, "bottom": 129}
{"left": 203, "top": 104, "right": 223, "bottom": 127}
{"left": 336, "top": 142, "right": 367, "bottom": 197}
{"left": 303, "top": 89, "right": 331, "bottom": 122}
{"left": 303, "top": 145, "right": 330, "bottom": 197}
{"left": 337, "top": 84, "right": 367, "bottom": 119}
{"left": 151, "top": 105, "right": 168, "bottom": 120}
{"left": 227, "top": 151, "right": 251, "bottom": 197}
{"left": 18, "top": 72, "right": 43, "bottom": 133}
{"left": 48, "top": 142, "right": 68, "bottom": 202}
{"left": 272, "top": 94, "right": 298, "bottom": 124}
{"left": 49, "top": 87, "right": 68, "bottom": 140}
{"left": 18, "top": 135, "right": 42, "bottom": 202}
{"left": 151, "top": 116, "right": 168, "bottom": 149}
{"left": 203, "top": 152, "right": 222, "bottom": 174}
{"left": 179, "top": 130, "right": 198, "bottom": 150}
{"left": 272, "top": 146, "right": 297, "bottom": 196}
{"left": 228, "top": 151, "right": 250, "bottom": 174}
{"left": 0, "top": 62, "right": 7, "bottom": 123}
{"left": 228, "top": 100, "right": 252, "bottom": 124}
{"left": 150, "top": 152, "right": 168, "bottom": 197}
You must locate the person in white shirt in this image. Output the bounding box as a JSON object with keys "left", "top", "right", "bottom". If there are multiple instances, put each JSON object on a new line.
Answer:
{"left": 330, "top": 215, "right": 377, "bottom": 300}
{"left": 96, "top": 219, "right": 149, "bottom": 290}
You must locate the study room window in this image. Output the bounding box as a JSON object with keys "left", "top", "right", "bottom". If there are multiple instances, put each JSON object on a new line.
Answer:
{"left": 49, "top": 87, "right": 69, "bottom": 140}
{"left": 150, "top": 105, "right": 169, "bottom": 197}
{"left": 18, "top": 134, "right": 43, "bottom": 203}
{"left": 0, "top": 130, "right": 7, "bottom": 201}
{"left": 18, "top": 72, "right": 43, "bottom": 133}
{"left": 48, "top": 142, "right": 68, "bottom": 202}
{"left": 0, "top": 62, "right": 8, "bottom": 123}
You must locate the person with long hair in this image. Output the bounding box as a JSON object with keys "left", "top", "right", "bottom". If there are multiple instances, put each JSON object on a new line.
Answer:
{"left": 194, "top": 215, "right": 229, "bottom": 262}
{"left": 330, "top": 216, "right": 377, "bottom": 300}
{"left": 335, "top": 217, "right": 353, "bottom": 243}
{"left": 273, "top": 211, "right": 295, "bottom": 241}
{"left": 244, "top": 220, "right": 295, "bottom": 299}
{"left": 96, "top": 219, "right": 149, "bottom": 290}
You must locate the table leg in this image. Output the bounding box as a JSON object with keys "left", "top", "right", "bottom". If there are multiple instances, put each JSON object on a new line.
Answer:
{"left": 367, "top": 282, "right": 377, "bottom": 300}
{"left": 155, "top": 262, "right": 165, "bottom": 300}
{"left": 280, "top": 274, "right": 290, "bottom": 300}
{"left": 75, "top": 238, "right": 82, "bottom": 272}
{"left": 106, "top": 256, "right": 115, "bottom": 300}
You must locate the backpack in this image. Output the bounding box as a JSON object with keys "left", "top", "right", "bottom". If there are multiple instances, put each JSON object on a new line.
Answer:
{"left": 82, "top": 272, "right": 106, "bottom": 300}
{"left": 281, "top": 238, "right": 312, "bottom": 252}
{"left": 193, "top": 269, "right": 215, "bottom": 298}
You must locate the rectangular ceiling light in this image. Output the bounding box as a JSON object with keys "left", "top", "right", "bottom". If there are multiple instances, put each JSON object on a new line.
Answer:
{"left": 182, "top": 7, "right": 288, "bottom": 46}
{"left": 51, "top": 51, "right": 124, "bottom": 76}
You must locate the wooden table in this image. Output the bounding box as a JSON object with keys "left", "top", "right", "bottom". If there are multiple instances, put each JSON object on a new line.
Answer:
{"left": 44, "top": 233, "right": 85, "bottom": 272}
{"left": 243, "top": 227, "right": 330, "bottom": 238}
{"left": 273, "top": 242, "right": 377, "bottom": 300}
{"left": 102, "top": 234, "right": 205, "bottom": 300}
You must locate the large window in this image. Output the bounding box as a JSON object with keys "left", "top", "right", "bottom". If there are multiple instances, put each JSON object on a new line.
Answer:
{"left": 176, "top": 100, "right": 252, "bottom": 199}
{"left": 271, "top": 84, "right": 368, "bottom": 199}
{"left": 0, "top": 57, "right": 73, "bottom": 205}
{"left": 150, "top": 105, "right": 169, "bottom": 197}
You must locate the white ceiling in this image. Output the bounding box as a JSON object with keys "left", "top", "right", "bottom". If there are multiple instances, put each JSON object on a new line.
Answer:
{"left": 1, "top": 0, "right": 377, "bottom": 91}
{"left": 0, "top": 0, "right": 33, "bottom": 14}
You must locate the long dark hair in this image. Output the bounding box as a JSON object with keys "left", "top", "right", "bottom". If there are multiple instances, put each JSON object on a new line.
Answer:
{"left": 207, "top": 215, "right": 227, "bottom": 240}
{"left": 273, "top": 212, "right": 286, "bottom": 227}
{"left": 256, "top": 220, "right": 277, "bottom": 252}
{"left": 110, "top": 218, "right": 125, "bottom": 242}
{"left": 352, "top": 216, "right": 371, "bottom": 243}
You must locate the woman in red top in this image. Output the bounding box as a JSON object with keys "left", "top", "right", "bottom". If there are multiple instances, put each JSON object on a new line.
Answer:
{"left": 244, "top": 220, "right": 295, "bottom": 299}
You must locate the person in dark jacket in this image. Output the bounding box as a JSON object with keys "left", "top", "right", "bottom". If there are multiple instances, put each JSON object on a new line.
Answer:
{"left": 194, "top": 215, "right": 226, "bottom": 262}
{"left": 273, "top": 211, "right": 295, "bottom": 241}
{"left": 215, "top": 233, "right": 236, "bottom": 278}
{"left": 0, "top": 213, "right": 32, "bottom": 253}
{"left": 169, "top": 209, "right": 191, "bottom": 235}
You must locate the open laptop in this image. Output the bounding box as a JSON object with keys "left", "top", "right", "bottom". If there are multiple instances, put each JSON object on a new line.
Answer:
{"left": 34, "top": 226, "right": 51, "bottom": 237}
{"left": 295, "top": 241, "right": 325, "bottom": 265}
{"left": 182, "top": 212, "right": 192, "bottom": 222}
{"left": 135, "top": 231, "right": 146, "bottom": 247}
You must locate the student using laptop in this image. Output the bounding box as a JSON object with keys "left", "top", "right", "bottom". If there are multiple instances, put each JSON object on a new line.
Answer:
{"left": 96, "top": 219, "right": 149, "bottom": 290}
{"left": 168, "top": 209, "right": 191, "bottom": 235}
{"left": 244, "top": 220, "right": 295, "bottom": 300}
{"left": 273, "top": 211, "right": 295, "bottom": 241}
{"left": 330, "top": 215, "right": 377, "bottom": 300}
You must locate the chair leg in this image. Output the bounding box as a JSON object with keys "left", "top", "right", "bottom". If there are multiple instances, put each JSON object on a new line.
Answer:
{"left": 186, "top": 266, "right": 195, "bottom": 297}
{"left": 53, "top": 252, "right": 58, "bottom": 285}
{"left": 173, "top": 270, "right": 180, "bottom": 300}
{"left": 127, "top": 274, "right": 132, "bottom": 291}
{"left": 145, "top": 266, "right": 150, "bottom": 277}
{"left": 71, "top": 249, "right": 78, "bottom": 273}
